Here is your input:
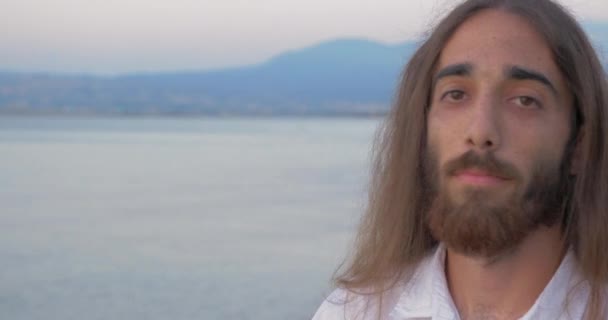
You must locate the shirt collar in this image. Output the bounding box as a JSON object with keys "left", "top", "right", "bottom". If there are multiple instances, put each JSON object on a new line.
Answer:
{"left": 521, "top": 248, "right": 588, "bottom": 319}
{"left": 388, "top": 245, "right": 584, "bottom": 320}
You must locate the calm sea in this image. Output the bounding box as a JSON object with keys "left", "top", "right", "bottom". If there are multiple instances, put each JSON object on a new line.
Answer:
{"left": 0, "top": 116, "right": 379, "bottom": 320}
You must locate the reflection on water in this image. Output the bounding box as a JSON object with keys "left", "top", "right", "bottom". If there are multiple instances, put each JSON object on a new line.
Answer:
{"left": 0, "top": 116, "right": 379, "bottom": 319}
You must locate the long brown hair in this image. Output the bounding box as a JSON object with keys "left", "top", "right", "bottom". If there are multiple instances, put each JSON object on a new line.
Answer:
{"left": 334, "top": 0, "right": 608, "bottom": 318}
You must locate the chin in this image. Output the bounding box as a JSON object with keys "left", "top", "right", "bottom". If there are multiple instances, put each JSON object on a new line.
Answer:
{"left": 448, "top": 185, "right": 515, "bottom": 207}
{"left": 428, "top": 190, "right": 537, "bottom": 259}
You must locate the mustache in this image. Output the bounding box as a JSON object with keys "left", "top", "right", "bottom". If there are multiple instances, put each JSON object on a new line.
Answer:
{"left": 444, "top": 151, "right": 522, "bottom": 181}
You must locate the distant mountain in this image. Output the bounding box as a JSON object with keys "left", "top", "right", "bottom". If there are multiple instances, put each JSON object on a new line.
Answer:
{"left": 583, "top": 22, "right": 608, "bottom": 60}
{"left": 0, "top": 22, "right": 606, "bottom": 116}
{"left": 0, "top": 39, "right": 416, "bottom": 116}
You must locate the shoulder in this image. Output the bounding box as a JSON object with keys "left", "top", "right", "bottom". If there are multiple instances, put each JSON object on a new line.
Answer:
{"left": 311, "top": 288, "right": 381, "bottom": 320}
{"left": 311, "top": 272, "right": 426, "bottom": 320}
{"left": 312, "top": 248, "right": 442, "bottom": 320}
{"left": 311, "top": 288, "right": 349, "bottom": 320}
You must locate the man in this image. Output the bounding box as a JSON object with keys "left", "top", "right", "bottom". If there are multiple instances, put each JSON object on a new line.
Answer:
{"left": 313, "top": 0, "right": 608, "bottom": 319}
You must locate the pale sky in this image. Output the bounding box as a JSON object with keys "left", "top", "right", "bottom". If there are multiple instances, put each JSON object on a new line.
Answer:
{"left": 1, "top": 0, "right": 607, "bottom": 74}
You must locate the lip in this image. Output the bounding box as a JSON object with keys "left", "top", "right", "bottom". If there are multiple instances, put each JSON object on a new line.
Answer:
{"left": 453, "top": 169, "right": 509, "bottom": 186}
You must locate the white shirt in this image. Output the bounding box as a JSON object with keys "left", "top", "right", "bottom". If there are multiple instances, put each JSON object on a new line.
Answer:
{"left": 312, "top": 245, "right": 592, "bottom": 320}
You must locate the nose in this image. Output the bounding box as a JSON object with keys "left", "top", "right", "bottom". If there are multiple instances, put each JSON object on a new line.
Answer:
{"left": 465, "top": 96, "right": 501, "bottom": 151}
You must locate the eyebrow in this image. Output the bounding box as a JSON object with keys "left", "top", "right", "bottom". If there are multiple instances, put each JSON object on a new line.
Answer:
{"left": 505, "top": 65, "right": 558, "bottom": 96}
{"left": 433, "top": 63, "right": 472, "bottom": 87}
{"left": 433, "top": 63, "right": 559, "bottom": 97}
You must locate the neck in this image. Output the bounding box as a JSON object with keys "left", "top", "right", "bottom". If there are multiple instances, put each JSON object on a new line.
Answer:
{"left": 445, "top": 225, "right": 566, "bottom": 320}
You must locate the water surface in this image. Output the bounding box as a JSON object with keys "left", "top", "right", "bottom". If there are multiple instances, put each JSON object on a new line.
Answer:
{"left": 0, "top": 116, "right": 379, "bottom": 319}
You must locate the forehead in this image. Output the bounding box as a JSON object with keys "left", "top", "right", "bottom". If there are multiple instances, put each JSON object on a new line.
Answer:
{"left": 437, "top": 9, "right": 565, "bottom": 89}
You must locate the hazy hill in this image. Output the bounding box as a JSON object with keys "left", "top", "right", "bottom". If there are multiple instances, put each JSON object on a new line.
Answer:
{"left": 0, "top": 39, "right": 416, "bottom": 116}
{"left": 585, "top": 22, "right": 608, "bottom": 51}
{"left": 0, "top": 22, "right": 606, "bottom": 116}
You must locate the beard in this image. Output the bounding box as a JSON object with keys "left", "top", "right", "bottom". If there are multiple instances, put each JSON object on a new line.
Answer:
{"left": 423, "top": 149, "right": 572, "bottom": 259}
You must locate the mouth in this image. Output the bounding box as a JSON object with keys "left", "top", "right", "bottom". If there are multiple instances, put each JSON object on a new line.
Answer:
{"left": 452, "top": 168, "right": 510, "bottom": 186}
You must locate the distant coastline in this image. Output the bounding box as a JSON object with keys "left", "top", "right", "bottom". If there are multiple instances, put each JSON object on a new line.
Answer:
{"left": 1, "top": 27, "right": 606, "bottom": 117}
{"left": 0, "top": 39, "right": 411, "bottom": 117}
{"left": 0, "top": 109, "right": 388, "bottom": 119}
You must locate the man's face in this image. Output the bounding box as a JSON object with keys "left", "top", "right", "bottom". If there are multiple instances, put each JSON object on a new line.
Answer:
{"left": 425, "top": 9, "right": 574, "bottom": 258}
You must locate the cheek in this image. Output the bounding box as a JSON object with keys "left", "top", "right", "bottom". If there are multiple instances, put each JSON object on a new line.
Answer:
{"left": 504, "top": 118, "right": 570, "bottom": 179}
{"left": 427, "top": 112, "right": 466, "bottom": 163}
{"left": 426, "top": 120, "right": 445, "bottom": 170}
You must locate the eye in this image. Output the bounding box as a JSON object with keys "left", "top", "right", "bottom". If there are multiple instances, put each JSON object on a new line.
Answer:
{"left": 513, "top": 96, "right": 541, "bottom": 109}
{"left": 440, "top": 90, "right": 466, "bottom": 102}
